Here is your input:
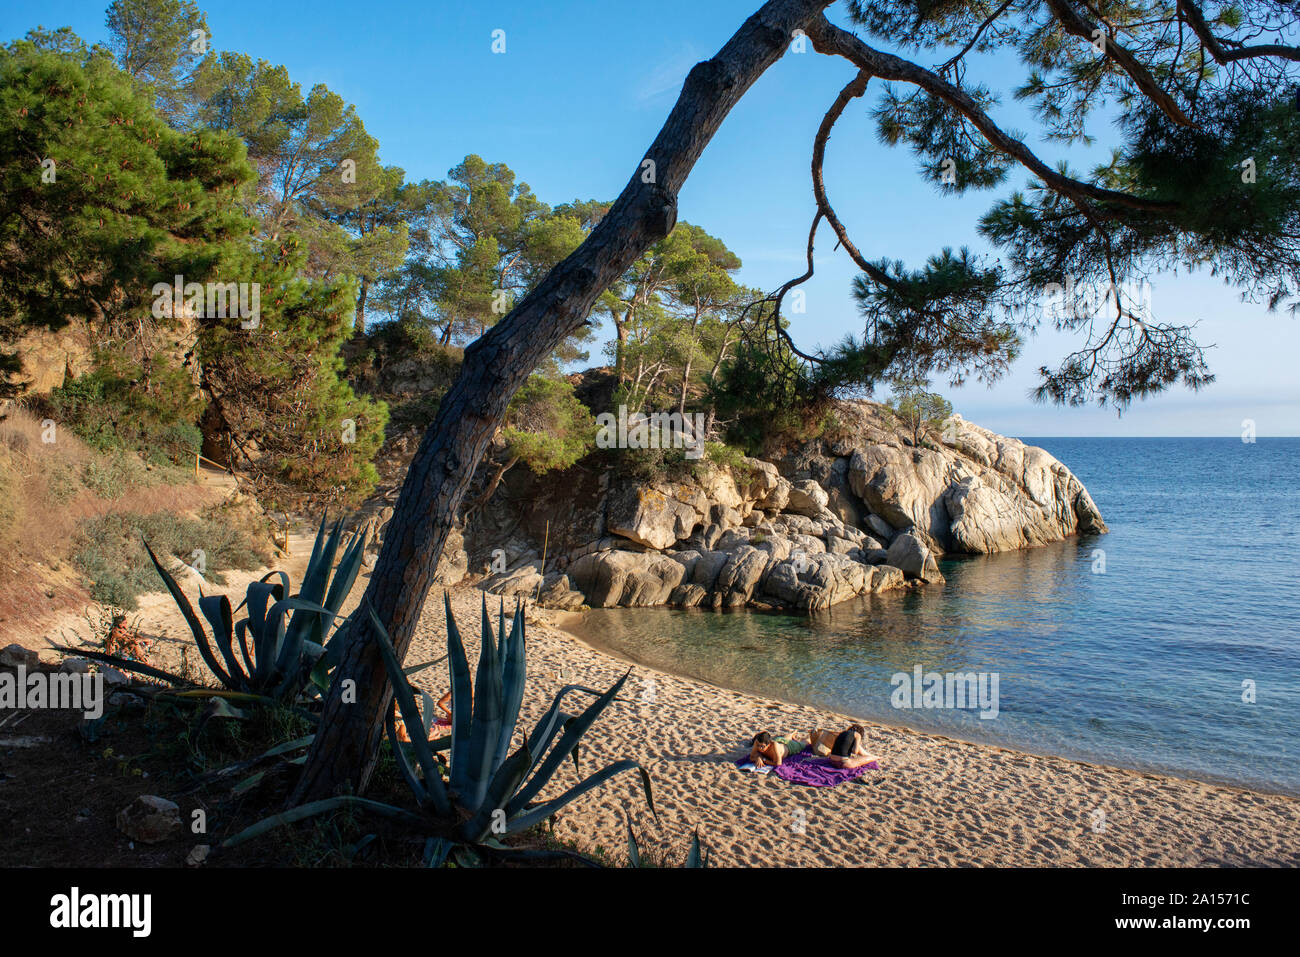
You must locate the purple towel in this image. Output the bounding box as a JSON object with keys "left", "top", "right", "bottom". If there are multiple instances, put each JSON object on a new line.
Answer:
{"left": 770, "top": 750, "right": 878, "bottom": 787}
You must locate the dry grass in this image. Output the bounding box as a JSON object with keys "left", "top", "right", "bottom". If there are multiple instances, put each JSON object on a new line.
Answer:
{"left": 0, "top": 406, "right": 265, "bottom": 630}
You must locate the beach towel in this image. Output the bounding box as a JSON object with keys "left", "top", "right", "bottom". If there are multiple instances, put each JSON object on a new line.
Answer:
{"left": 771, "top": 750, "right": 880, "bottom": 787}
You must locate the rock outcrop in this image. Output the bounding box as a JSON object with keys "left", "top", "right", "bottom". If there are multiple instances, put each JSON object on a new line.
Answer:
{"left": 411, "top": 400, "right": 1105, "bottom": 614}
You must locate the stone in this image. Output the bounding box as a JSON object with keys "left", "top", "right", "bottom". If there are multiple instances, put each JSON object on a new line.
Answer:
{"left": 116, "top": 795, "right": 182, "bottom": 844}
{"left": 59, "top": 658, "right": 91, "bottom": 674}
{"left": 885, "top": 532, "right": 944, "bottom": 583}
{"left": 99, "top": 667, "right": 129, "bottom": 687}
{"left": 568, "top": 550, "right": 686, "bottom": 607}
{"left": 1, "top": 644, "right": 38, "bottom": 669}
{"left": 866, "top": 514, "right": 896, "bottom": 542}
{"left": 606, "top": 482, "right": 703, "bottom": 550}
{"left": 785, "top": 479, "right": 830, "bottom": 518}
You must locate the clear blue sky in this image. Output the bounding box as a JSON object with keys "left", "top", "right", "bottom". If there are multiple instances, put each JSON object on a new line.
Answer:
{"left": 5, "top": 0, "right": 1298, "bottom": 436}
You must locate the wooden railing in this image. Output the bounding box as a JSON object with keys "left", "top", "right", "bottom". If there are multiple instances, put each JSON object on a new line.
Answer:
{"left": 194, "top": 452, "right": 233, "bottom": 480}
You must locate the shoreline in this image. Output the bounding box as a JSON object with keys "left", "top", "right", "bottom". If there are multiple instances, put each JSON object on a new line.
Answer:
{"left": 555, "top": 609, "right": 1300, "bottom": 803}
{"left": 29, "top": 575, "right": 1300, "bottom": 866}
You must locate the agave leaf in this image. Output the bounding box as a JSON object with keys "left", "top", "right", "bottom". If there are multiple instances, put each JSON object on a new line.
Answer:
{"left": 424, "top": 837, "right": 453, "bottom": 868}
{"left": 267, "top": 596, "right": 345, "bottom": 684}
{"left": 244, "top": 580, "right": 284, "bottom": 645}
{"left": 464, "top": 595, "right": 505, "bottom": 812}
{"left": 198, "top": 594, "right": 247, "bottom": 691}
{"left": 445, "top": 592, "right": 474, "bottom": 797}
{"left": 686, "top": 828, "right": 704, "bottom": 868}
{"left": 508, "top": 670, "right": 632, "bottom": 814}
{"left": 504, "top": 759, "right": 649, "bottom": 835}
{"left": 451, "top": 844, "right": 484, "bottom": 868}
{"left": 231, "top": 770, "right": 266, "bottom": 796}
{"left": 252, "top": 596, "right": 289, "bottom": 687}
{"left": 493, "top": 602, "right": 527, "bottom": 770}
{"left": 69, "top": 648, "right": 187, "bottom": 686}
{"left": 319, "top": 528, "right": 366, "bottom": 636}
{"left": 233, "top": 571, "right": 289, "bottom": 615}
{"left": 295, "top": 518, "right": 344, "bottom": 619}
{"left": 262, "top": 735, "right": 315, "bottom": 758}
{"left": 626, "top": 823, "right": 642, "bottom": 868}
{"left": 385, "top": 705, "right": 429, "bottom": 807}
{"left": 462, "top": 743, "right": 532, "bottom": 843}
{"left": 368, "top": 603, "right": 450, "bottom": 816}
{"left": 143, "top": 539, "right": 232, "bottom": 688}
{"left": 221, "top": 796, "right": 425, "bottom": 849}
{"left": 522, "top": 684, "right": 605, "bottom": 780}
{"left": 234, "top": 620, "right": 255, "bottom": 676}
{"left": 403, "top": 654, "right": 447, "bottom": 677}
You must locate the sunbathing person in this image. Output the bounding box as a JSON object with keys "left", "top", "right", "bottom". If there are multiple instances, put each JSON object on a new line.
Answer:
{"left": 807, "top": 727, "right": 840, "bottom": 757}
{"left": 748, "top": 731, "right": 802, "bottom": 767}
{"left": 827, "top": 724, "right": 877, "bottom": 769}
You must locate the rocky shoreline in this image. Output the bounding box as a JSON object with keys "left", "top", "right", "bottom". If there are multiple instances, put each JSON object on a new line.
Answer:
{"left": 369, "top": 400, "right": 1108, "bottom": 614}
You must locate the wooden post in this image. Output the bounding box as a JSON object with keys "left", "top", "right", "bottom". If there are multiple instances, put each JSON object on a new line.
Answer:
{"left": 534, "top": 519, "right": 550, "bottom": 603}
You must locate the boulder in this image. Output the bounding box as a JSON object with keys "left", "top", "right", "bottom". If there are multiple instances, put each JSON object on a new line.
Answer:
{"left": 714, "top": 545, "right": 769, "bottom": 606}
{"left": 785, "top": 479, "right": 830, "bottom": 518}
{"left": 606, "top": 483, "right": 704, "bottom": 550}
{"left": 568, "top": 550, "right": 687, "bottom": 607}
{"left": 1, "top": 644, "right": 38, "bottom": 669}
{"left": 116, "top": 795, "right": 182, "bottom": 844}
{"left": 865, "top": 514, "right": 896, "bottom": 542}
{"left": 433, "top": 526, "right": 468, "bottom": 586}
{"left": 885, "top": 532, "right": 944, "bottom": 583}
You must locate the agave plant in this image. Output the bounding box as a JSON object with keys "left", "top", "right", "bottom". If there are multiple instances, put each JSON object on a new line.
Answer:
{"left": 224, "top": 593, "right": 654, "bottom": 862}
{"left": 77, "top": 515, "right": 367, "bottom": 704}
{"left": 627, "top": 822, "right": 708, "bottom": 868}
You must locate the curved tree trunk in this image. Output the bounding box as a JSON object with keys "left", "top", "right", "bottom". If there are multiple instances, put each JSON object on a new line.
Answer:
{"left": 292, "top": 0, "right": 833, "bottom": 803}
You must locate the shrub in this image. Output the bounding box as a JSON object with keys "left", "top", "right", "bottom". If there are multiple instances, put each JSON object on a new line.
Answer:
{"left": 49, "top": 351, "right": 204, "bottom": 465}
{"left": 72, "top": 509, "right": 266, "bottom": 609}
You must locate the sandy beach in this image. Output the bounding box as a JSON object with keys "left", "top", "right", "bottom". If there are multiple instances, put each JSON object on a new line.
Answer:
{"left": 31, "top": 555, "right": 1300, "bottom": 868}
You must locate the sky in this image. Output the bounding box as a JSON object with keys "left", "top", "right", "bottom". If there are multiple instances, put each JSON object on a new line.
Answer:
{"left": 4, "top": 0, "right": 1298, "bottom": 437}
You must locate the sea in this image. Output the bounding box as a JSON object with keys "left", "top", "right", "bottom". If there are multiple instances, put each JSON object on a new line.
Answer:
{"left": 567, "top": 438, "right": 1300, "bottom": 794}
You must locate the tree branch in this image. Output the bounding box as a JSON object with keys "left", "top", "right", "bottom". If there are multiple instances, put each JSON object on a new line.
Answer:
{"left": 804, "top": 14, "right": 1179, "bottom": 214}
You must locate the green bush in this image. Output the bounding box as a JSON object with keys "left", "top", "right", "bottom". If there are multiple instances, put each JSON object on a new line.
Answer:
{"left": 73, "top": 509, "right": 266, "bottom": 610}
{"left": 49, "top": 352, "right": 204, "bottom": 465}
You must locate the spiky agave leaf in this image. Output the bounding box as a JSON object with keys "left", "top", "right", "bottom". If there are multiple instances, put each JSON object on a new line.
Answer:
{"left": 221, "top": 797, "right": 425, "bottom": 849}
{"left": 507, "top": 669, "right": 634, "bottom": 814}
{"left": 143, "top": 539, "right": 232, "bottom": 688}
{"left": 368, "top": 603, "right": 451, "bottom": 816}
{"left": 463, "top": 595, "right": 505, "bottom": 812}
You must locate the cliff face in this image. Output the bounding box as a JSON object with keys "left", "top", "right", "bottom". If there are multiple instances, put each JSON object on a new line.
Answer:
{"left": 372, "top": 400, "right": 1107, "bottom": 614}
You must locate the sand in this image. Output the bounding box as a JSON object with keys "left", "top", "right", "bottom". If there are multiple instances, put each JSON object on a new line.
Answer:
{"left": 29, "top": 553, "right": 1300, "bottom": 868}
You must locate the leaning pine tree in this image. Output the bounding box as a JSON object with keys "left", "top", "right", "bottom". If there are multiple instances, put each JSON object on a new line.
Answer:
{"left": 295, "top": 0, "right": 1300, "bottom": 800}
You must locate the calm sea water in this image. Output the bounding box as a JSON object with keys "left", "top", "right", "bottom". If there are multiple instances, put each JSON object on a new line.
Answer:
{"left": 569, "top": 438, "right": 1300, "bottom": 794}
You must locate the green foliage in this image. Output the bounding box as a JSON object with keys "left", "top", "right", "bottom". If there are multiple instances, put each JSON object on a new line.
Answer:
{"left": 501, "top": 376, "right": 595, "bottom": 474}
{"left": 885, "top": 374, "right": 954, "bottom": 446}
{"left": 626, "top": 823, "right": 709, "bottom": 868}
{"left": 224, "top": 596, "right": 654, "bottom": 860}
{"left": 50, "top": 350, "right": 204, "bottom": 464}
{"left": 72, "top": 507, "right": 263, "bottom": 609}
{"left": 198, "top": 241, "right": 387, "bottom": 504}
{"left": 105, "top": 0, "right": 211, "bottom": 120}
{"left": 0, "top": 36, "right": 253, "bottom": 396}
{"left": 374, "top": 155, "right": 596, "bottom": 366}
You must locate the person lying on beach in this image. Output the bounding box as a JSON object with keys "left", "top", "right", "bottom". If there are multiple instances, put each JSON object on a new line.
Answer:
{"left": 748, "top": 731, "right": 802, "bottom": 767}
{"left": 826, "top": 724, "right": 878, "bottom": 769}
{"left": 807, "top": 727, "right": 840, "bottom": 757}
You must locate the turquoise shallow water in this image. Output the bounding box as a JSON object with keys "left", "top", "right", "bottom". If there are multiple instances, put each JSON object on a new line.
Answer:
{"left": 568, "top": 438, "right": 1300, "bottom": 794}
